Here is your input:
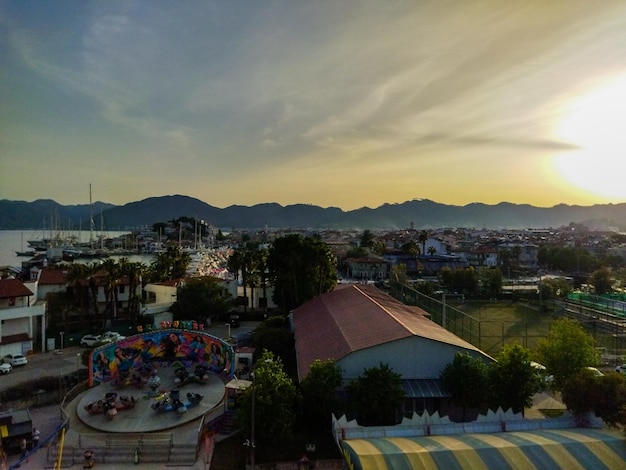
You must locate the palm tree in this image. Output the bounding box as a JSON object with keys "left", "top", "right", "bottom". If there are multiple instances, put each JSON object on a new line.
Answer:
{"left": 118, "top": 258, "right": 146, "bottom": 324}
{"left": 101, "top": 258, "right": 121, "bottom": 328}
{"left": 241, "top": 244, "right": 258, "bottom": 313}
{"left": 418, "top": 230, "right": 429, "bottom": 258}
{"left": 255, "top": 248, "right": 270, "bottom": 313}
{"left": 64, "top": 262, "right": 91, "bottom": 322}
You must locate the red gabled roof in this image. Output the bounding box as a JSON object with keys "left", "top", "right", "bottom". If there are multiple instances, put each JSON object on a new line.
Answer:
{"left": 0, "top": 278, "right": 34, "bottom": 299}
{"left": 293, "top": 284, "right": 484, "bottom": 380}
{"left": 38, "top": 268, "right": 68, "bottom": 285}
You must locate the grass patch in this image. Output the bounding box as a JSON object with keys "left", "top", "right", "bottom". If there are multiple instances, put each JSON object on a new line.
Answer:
{"left": 444, "top": 301, "right": 555, "bottom": 355}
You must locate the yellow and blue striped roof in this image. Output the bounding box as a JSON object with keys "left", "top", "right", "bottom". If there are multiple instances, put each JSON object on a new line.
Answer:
{"left": 341, "top": 428, "right": 626, "bottom": 469}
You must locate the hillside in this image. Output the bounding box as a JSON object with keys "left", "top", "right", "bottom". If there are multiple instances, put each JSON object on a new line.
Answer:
{"left": 1, "top": 196, "right": 625, "bottom": 231}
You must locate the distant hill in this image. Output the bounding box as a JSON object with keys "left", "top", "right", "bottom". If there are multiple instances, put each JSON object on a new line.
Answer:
{"left": 1, "top": 196, "right": 625, "bottom": 231}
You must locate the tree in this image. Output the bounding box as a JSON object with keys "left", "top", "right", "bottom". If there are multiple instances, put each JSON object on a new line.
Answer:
{"left": 101, "top": 258, "right": 121, "bottom": 327}
{"left": 148, "top": 245, "right": 191, "bottom": 282}
{"left": 589, "top": 266, "right": 613, "bottom": 295}
{"left": 268, "top": 234, "right": 337, "bottom": 312}
{"left": 401, "top": 241, "right": 420, "bottom": 257}
{"left": 479, "top": 267, "right": 502, "bottom": 298}
{"left": 117, "top": 258, "right": 146, "bottom": 324}
{"left": 169, "top": 277, "right": 232, "bottom": 324}
{"left": 561, "top": 369, "right": 626, "bottom": 427}
{"left": 441, "top": 352, "right": 490, "bottom": 421}
{"left": 236, "top": 350, "right": 299, "bottom": 456}
{"left": 488, "top": 344, "right": 543, "bottom": 415}
{"left": 300, "top": 359, "right": 343, "bottom": 431}
{"left": 589, "top": 372, "right": 626, "bottom": 427}
{"left": 360, "top": 229, "right": 375, "bottom": 249}
{"left": 535, "top": 318, "right": 599, "bottom": 391}
{"left": 255, "top": 248, "right": 270, "bottom": 312}
{"left": 390, "top": 264, "right": 409, "bottom": 285}
{"left": 418, "top": 230, "right": 428, "bottom": 257}
{"left": 251, "top": 316, "right": 295, "bottom": 373}
{"left": 65, "top": 262, "right": 94, "bottom": 320}
{"left": 346, "top": 363, "right": 405, "bottom": 426}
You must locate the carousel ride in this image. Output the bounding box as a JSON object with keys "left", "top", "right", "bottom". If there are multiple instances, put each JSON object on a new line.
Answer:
{"left": 77, "top": 328, "right": 233, "bottom": 433}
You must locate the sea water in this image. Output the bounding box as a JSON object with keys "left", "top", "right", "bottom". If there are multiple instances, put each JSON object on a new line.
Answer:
{"left": 0, "top": 230, "right": 155, "bottom": 268}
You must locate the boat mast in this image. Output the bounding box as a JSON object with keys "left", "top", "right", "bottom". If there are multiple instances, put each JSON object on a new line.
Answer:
{"left": 89, "top": 183, "right": 95, "bottom": 249}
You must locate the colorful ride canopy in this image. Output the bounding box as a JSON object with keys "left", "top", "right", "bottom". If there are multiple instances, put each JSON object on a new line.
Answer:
{"left": 87, "top": 324, "right": 234, "bottom": 387}
{"left": 340, "top": 428, "right": 626, "bottom": 470}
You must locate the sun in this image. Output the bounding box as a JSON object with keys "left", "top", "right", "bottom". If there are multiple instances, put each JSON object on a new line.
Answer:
{"left": 553, "top": 75, "right": 626, "bottom": 201}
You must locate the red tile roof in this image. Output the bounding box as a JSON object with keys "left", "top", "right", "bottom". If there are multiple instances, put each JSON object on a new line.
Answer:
{"left": 38, "top": 268, "right": 68, "bottom": 285}
{"left": 293, "top": 284, "right": 484, "bottom": 380}
{"left": 0, "top": 278, "right": 34, "bottom": 299}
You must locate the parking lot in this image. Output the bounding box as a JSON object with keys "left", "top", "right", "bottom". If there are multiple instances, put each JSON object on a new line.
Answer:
{"left": 0, "top": 346, "right": 86, "bottom": 392}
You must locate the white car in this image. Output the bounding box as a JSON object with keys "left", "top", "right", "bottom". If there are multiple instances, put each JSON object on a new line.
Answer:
{"left": 586, "top": 366, "right": 604, "bottom": 377}
{"left": 0, "top": 363, "right": 12, "bottom": 374}
{"left": 615, "top": 364, "right": 626, "bottom": 375}
{"left": 3, "top": 354, "right": 27, "bottom": 366}
{"left": 80, "top": 334, "right": 102, "bottom": 347}
{"left": 101, "top": 331, "right": 126, "bottom": 342}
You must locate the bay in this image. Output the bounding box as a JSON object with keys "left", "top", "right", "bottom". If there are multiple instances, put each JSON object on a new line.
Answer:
{"left": 0, "top": 230, "right": 156, "bottom": 268}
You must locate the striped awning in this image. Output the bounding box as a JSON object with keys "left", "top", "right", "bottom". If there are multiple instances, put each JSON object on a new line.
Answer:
{"left": 402, "top": 379, "right": 450, "bottom": 399}
{"left": 340, "top": 428, "right": 626, "bottom": 470}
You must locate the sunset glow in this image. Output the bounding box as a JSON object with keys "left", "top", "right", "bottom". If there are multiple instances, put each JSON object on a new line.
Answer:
{"left": 554, "top": 75, "right": 626, "bottom": 200}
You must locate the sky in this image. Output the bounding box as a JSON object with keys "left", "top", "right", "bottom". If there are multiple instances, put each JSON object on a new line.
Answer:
{"left": 2, "top": 1, "right": 626, "bottom": 211}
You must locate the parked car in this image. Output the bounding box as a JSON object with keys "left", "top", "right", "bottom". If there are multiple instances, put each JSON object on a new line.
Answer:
{"left": 0, "top": 363, "right": 12, "bottom": 374}
{"left": 586, "top": 366, "right": 604, "bottom": 377}
{"left": 80, "top": 334, "right": 102, "bottom": 347}
{"left": 615, "top": 364, "right": 626, "bottom": 375}
{"left": 101, "top": 331, "right": 126, "bottom": 342}
{"left": 3, "top": 354, "right": 27, "bottom": 366}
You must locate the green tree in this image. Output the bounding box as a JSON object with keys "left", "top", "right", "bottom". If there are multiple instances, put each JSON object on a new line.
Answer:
{"left": 300, "top": 359, "right": 343, "bottom": 431}
{"left": 251, "top": 316, "right": 296, "bottom": 375}
{"left": 401, "top": 241, "right": 420, "bottom": 257}
{"left": 488, "top": 344, "right": 543, "bottom": 415}
{"left": 589, "top": 266, "right": 613, "bottom": 295}
{"left": 170, "top": 277, "right": 232, "bottom": 324}
{"left": 148, "top": 245, "right": 191, "bottom": 282}
{"left": 441, "top": 352, "right": 490, "bottom": 421}
{"left": 268, "top": 234, "right": 337, "bottom": 312}
{"left": 541, "top": 277, "right": 572, "bottom": 298}
{"left": 590, "top": 372, "right": 626, "bottom": 427}
{"left": 117, "top": 258, "right": 146, "bottom": 324}
{"left": 535, "top": 318, "right": 599, "bottom": 391}
{"left": 560, "top": 368, "right": 601, "bottom": 419}
{"left": 418, "top": 230, "right": 428, "bottom": 257}
{"left": 101, "top": 258, "right": 121, "bottom": 327}
{"left": 480, "top": 267, "right": 502, "bottom": 298}
{"left": 562, "top": 370, "right": 626, "bottom": 427}
{"left": 360, "top": 229, "right": 375, "bottom": 249}
{"left": 347, "top": 363, "right": 405, "bottom": 426}
{"left": 236, "top": 350, "right": 299, "bottom": 455}
{"left": 65, "top": 262, "right": 94, "bottom": 320}
{"left": 390, "top": 263, "right": 409, "bottom": 285}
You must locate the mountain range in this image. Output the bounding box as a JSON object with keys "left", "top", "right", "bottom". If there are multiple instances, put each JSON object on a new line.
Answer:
{"left": 1, "top": 196, "right": 625, "bottom": 231}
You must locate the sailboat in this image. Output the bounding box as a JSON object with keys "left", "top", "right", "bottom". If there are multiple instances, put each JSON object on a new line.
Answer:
{"left": 16, "top": 232, "right": 36, "bottom": 257}
{"left": 74, "top": 184, "right": 110, "bottom": 259}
